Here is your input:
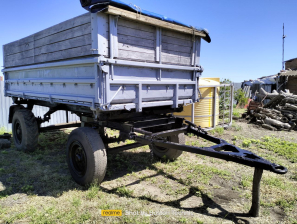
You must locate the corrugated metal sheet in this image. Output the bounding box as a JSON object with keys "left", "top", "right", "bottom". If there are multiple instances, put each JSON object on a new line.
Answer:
{"left": 263, "top": 85, "right": 272, "bottom": 105}
{"left": 243, "top": 85, "right": 251, "bottom": 98}
{"left": 279, "top": 70, "right": 297, "bottom": 77}
{"left": 0, "top": 80, "right": 80, "bottom": 132}
{"left": 233, "top": 82, "right": 242, "bottom": 92}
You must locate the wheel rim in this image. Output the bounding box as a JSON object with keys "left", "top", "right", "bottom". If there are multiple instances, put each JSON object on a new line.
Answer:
{"left": 69, "top": 141, "right": 87, "bottom": 177}
{"left": 13, "top": 119, "right": 22, "bottom": 145}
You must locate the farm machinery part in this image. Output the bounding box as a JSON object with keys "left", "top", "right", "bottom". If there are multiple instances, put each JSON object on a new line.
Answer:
{"left": 104, "top": 115, "right": 287, "bottom": 217}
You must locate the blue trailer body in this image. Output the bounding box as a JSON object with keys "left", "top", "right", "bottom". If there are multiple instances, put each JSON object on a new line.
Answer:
{"left": 2, "top": 7, "right": 208, "bottom": 113}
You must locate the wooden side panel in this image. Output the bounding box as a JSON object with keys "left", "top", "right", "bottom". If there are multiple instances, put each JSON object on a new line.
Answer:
{"left": 285, "top": 59, "right": 297, "bottom": 70}
{"left": 287, "top": 76, "right": 297, "bottom": 95}
{"left": 161, "top": 29, "right": 193, "bottom": 66}
{"left": 4, "top": 13, "right": 94, "bottom": 68}
{"left": 117, "top": 18, "right": 156, "bottom": 62}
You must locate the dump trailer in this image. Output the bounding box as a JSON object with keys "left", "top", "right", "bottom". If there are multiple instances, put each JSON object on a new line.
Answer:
{"left": 2, "top": 0, "right": 287, "bottom": 217}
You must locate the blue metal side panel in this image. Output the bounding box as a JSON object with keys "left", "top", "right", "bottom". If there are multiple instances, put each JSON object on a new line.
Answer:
{"left": 0, "top": 80, "right": 79, "bottom": 132}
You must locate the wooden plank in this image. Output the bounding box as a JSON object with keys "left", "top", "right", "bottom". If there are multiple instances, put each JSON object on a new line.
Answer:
{"left": 34, "top": 13, "right": 91, "bottom": 40}
{"left": 35, "top": 23, "right": 91, "bottom": 48}
{"left": 117, "top": 25, "right": 155, "bottom": 40}
{"left": 4, "top": 13, "right": 91, "bottom": 56}
{"left": 2, "top": 45, "right": 5, "bottom": 67}
{"left": 5, "top": 57, "right": 35, "bottom": 68}
{"left": 4, "top": 35, "right": 35, "bottom": 55}
{"left": 162, "top": 29, "right": 192, "bottom": 41}
{"left": 118, "top": 18, "right": 156, "bottom": 33}
{"left": 34, "top": 34, "right": 92, "bottom": 56}
{"left": 4, "top": 41, "right": 35, "bottom": 56}
{"left": 5, "top": 49, "right": 34, "bottom": 63}
{"left": 162, "top": 49, "right": 191, "bottom": 58}
{"left": 118, "top": 34, "right": 155, "bottom": 49}
{"left": 118, "top": 49, "right": 155, "bottom": 62}
{"left": 105, "top": 6, "right": 206, "bottom": 38}
{"left": 162, "top": 52, "right": 191, "bottom": 65}
{"left": 118, "top": 43, "right": 155, "bottom": 54}
{"left": 4, "top": 23, "right": 91, "bottom": 58}
{"left": 162, "top": 35, "right": 193, "bottom": 47}
{"left": 285, "top": 59, "right": 297, "bottom": 70}
{"left": 34, "top": 45, "right": 92, "bottom": 63}
{"left": 162, "top": 42, "right": 192, "bottom": 54}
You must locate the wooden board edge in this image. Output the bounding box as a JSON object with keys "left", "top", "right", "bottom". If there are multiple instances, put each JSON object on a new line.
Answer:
{"left": 104, "top": 5, "right": 207, "bottom": 38}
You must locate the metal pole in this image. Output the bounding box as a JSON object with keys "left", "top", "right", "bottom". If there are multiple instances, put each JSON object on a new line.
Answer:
{"left": 213, "top": 87, "right": 217, "bottom": 128}
{"left": 229, "top": 85, "right": 234, "bottom": 126}
{"left": 66, "top": 110, "right": 69, "bottom": 123}
{"left": 282, "top": 23, "right": 286, "bottom": 71}
{"left": 223, "top": 88, "right": 225, "bottom": 125}
{"left": 249, "top": 168, "right": 263, "bottom": 217}
{"left": 192, "top": 103, "right": 195, "bottom": 123}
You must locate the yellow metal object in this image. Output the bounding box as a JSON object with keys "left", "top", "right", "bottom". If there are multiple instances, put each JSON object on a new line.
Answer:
{"left": 175, "top": 78, "right": 220, "bottom": 128}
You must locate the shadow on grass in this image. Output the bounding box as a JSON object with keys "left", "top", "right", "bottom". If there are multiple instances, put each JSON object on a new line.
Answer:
{"left": 103, "top": 151, "right": 251, "bottom": 224}
{"left": 0, "top": 130, "right": 250, "bottom": 223}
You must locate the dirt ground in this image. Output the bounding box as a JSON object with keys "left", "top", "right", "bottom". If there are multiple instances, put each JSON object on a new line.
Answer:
{"left": 0, "top": 120, "right": 296, "bottom": 224}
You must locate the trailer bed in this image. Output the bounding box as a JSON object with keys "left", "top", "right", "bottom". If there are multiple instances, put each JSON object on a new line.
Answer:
{"left": 2, "top": 6, "right": 209, "bottom": 112}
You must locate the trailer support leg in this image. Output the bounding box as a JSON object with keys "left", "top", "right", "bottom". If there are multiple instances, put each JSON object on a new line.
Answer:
{"left": 249, "top": 168, "right": 263, "bottom": 217}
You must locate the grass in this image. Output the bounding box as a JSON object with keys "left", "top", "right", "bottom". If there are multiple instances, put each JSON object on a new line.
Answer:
{"left": 116, "top": 186, "right": 134, "bottom": 197}
{"left": 239, "top": 136, "right": 297, "bottom": 162}
{"left": 0, "top": 126, "right": 297, "bottom": 223}
{"left": 232, "top": 108, "right": 246, "bottom": 118}
{"left": 209, "top": 126, "right": 224, "bottom": 135}
{"left": 0, "top": 127, "right": 10, "bottom": 135}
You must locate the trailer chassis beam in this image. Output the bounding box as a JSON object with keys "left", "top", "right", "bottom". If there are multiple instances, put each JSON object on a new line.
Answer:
{"left": 103, "top": 116, "right": 288, "bottom": 217}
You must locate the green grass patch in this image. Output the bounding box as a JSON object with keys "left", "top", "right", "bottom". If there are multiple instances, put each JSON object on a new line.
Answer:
{"left": 276, "top": 198, "right": 296, "bottom": 210}
{"left": 292, "top": 172, "right": 297, "bottom": 181}
{"left": 240, "top": 175, "right": 252, "bottom": 188}
{"left": 242, "top": 139, "right": 251, "bottom": 148}
{"left": 86, "top": 184, "right": 100, "bottom": 200}
{"left": 209, "top": 126, "right": 224, "bottom": 135}
{"left": 247, "top": 136, "right": 297, "bottom": 163}
{"left": 21, "top": 185, "right": 34, "bottom": 193}
{"left": 116, "top": 186, "right": 134, "bottom": 197}
{"left": 0, "top": 127, "right": 10, "bottom": 135}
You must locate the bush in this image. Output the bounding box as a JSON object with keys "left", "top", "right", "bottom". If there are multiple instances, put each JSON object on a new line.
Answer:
{"left": 219, "top": 79, "right": 232, "bottom": 113}
{"left": 235, "top": 89, "right": 248, "bottom": 107}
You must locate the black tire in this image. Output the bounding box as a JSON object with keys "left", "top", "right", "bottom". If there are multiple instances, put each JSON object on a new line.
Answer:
{"left": 150, "top": 133, "right": 185, "bottom": 160}
{"left": 12, "top": 109, "right": 39, "bottom": 152}
{"left": 66, "top": 127, "right": 107, "bottom": 186}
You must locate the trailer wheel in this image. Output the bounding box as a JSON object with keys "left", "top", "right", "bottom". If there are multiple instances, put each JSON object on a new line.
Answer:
{"left": 12, "top": 109, "right": 39, "bottom": 152}
{"left": 66, "top": 127, "right": 107, "bottom": 186}
{"left": 151, "top": 133, "right": 185, "bottom": 160}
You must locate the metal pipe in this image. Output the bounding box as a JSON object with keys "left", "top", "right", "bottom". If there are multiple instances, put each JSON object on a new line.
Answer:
{"left": 108, "top": 143, "right": 147, "bottom": 154}
{"left": 249, "top": 168, "right": 263, "bottom": 217}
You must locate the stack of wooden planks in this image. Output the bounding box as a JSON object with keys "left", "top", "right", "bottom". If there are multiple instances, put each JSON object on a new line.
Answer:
{"left": 247, "top": 88, "right": 297, "bottom": 131}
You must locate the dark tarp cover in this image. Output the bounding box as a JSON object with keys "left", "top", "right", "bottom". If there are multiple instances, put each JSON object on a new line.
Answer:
{"left": 80, "top": 0, "right": 211, "bottom": 43}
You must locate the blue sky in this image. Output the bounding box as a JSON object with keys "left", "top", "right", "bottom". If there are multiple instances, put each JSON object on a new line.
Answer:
{"left": 0, "top": 0, "right": 296, "bottom": 82}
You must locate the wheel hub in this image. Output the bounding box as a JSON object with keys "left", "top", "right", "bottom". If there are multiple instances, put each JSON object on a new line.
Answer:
{"left": 13, "top": 119, "right": 22, "bottom": 145}
{"left": 69, "top": 141, "right": 87, "bottom": 177}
